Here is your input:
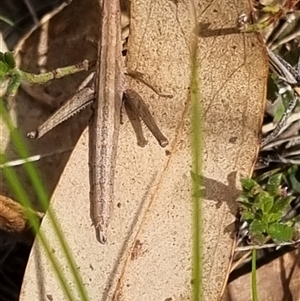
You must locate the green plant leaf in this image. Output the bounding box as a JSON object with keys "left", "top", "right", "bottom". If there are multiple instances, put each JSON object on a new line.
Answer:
{"left": 241, "top": 177, "right": 258, "bottom": 191}
{"left": 4, "top": 51, "right": 16, "bottom": 69}
{"left": 0, "top": 60, "right": 8, "bottom": 73}
{"left": 243, "top": 190, "right": 257, "bottom": 201}
{"left": 269, "top": 196, "right": 293, "bottom": 216}
{"left": 239, "top": 201, "right": 254, "bottom": 211}
{"left": 238, "top": 194, "right": 254, "bottom": 204}
{"left": 273, "top": 101, "right": 285, "bottom": 123}
{"left": 266, "top": 173, "right": 282, "bottom": 195}
{"left": 0, "top": 52, "right": 4, "bottom": 62}
{"left": 261, "top": 213, "right": 270, "bottom": 224}
{"left": 250, "top": 219, "right": 267, "bottom": 235}
{"left": 267, "top": 212, "right": 284, "bottom": 223}
{"left": 251, "top": 184, "right": 263, "bottom": 197}
{"left": 252, "top": 232, "right": 266, "bottom": 244}
{"left": 268, "top": 223, "right": 294, "bottom": 242}
{"left": 242, "top": 210, "right": 255, "bottom": 221}
{"left": 0, "top": 70, "right": 6, "bottom": 82}
{"left": 255, "top": 167, "right": 283, "bottom": 183}
{"left": 255, "top": 191, "right": 273, "bottom": 213}
{"left": 287, "top": 165, "right": 300, "bottom": 193}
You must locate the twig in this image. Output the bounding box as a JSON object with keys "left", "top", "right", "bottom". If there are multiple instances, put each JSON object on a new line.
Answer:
{"left": 235, "top": 239, "right": 300, "bottom": 252}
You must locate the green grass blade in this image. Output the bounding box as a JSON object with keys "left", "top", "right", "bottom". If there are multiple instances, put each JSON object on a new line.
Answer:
{"left": 0, "top": 98, "right": 90, "bottom": 301}
{"left": 0, "top": 160, "right": 77, "bottom": 301}
{"left": 189, "top": 9, "right": 203, "bottom": 301}
{"left": 251, "top": 249, "right": 258, "bottom": 301}
{"left": 0, "top": 15, "right": 14, "bottom": 26}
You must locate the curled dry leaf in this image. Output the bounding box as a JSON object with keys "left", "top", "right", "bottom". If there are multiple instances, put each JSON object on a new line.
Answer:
{"left": 0, "top": 194, "right": 42, "bottom": 243}
{"left": 0, "top": 195, "right": 28, "bottom": 234}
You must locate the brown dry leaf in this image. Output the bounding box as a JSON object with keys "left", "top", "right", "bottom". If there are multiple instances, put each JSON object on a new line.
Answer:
{"left": 0, "top": 194, "right": 29, "bottom": 234}
{"left": 0, "top": 195, "right": 41, "bottom": 244}
{"left": 19, "top": 0, "right": 267, "bottom": 301}
{"left": 227, "top": 249, "right": 300, "bottom": 301}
